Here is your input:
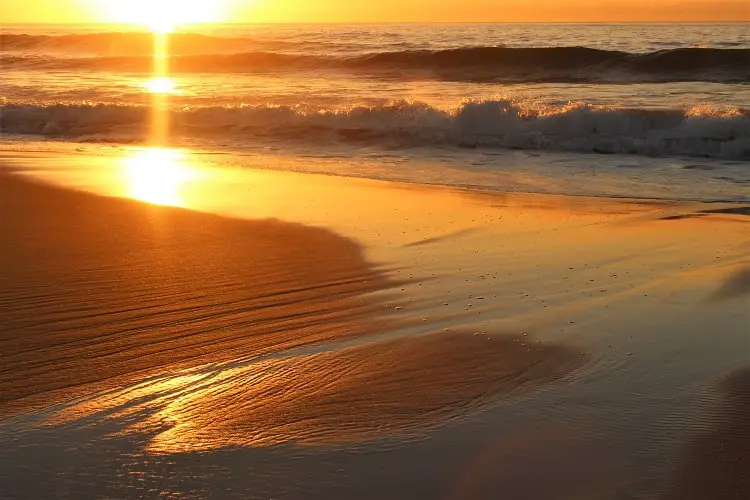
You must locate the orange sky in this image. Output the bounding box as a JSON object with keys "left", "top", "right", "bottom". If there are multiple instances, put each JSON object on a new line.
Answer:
{"left": 0, "top": 0, "right": 747, "bottom": 23}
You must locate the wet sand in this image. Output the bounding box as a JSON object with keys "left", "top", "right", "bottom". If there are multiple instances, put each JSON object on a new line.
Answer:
{"left": 50, "top": 330, "right": 584, "bottom": 453}
{"left": 665, "top": 368, "right": 750, "bottom": 500}
{"left": 0, "top": 173, "right": 581, "bottom": 439}
{"left": 0, "top": 174, "right": 391, "bottom": 416}
{"left": 1, "top": 151, "right": 749, "bottom": 499}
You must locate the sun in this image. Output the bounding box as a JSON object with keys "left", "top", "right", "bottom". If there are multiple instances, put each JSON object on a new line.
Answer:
{"left": 94, "top": 0, "right": 233, "bottom": 33}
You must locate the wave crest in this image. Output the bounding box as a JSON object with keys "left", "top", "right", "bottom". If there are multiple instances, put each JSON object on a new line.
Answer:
{"left": 2, "top": 100, "right": 749, "bottom": 160}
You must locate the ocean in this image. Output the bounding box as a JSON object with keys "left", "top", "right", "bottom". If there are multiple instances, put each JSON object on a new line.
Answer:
{"left": 1, "top": 23, "right": 749, "bottom": 201}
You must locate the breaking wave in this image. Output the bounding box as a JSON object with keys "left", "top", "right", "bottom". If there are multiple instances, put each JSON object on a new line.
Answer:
{"left": 2, "top": 42, "right": 749, "bottom": 83}
{"left": 3, "top": 100, "right": 749, "bottom": 160}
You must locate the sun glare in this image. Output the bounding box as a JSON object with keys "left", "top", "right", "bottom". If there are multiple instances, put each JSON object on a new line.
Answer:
{"left": 144, "top": 77, "right": 179, "bottom": 94}
{"left": 95, "top": 0, "right": 232, "bottom": 32}
{"left": 122, "top": 149, "right": 196, "bottom": 206}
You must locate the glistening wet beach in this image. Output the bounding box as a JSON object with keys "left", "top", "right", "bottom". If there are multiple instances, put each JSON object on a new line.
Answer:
{"left": 1, "top": 150, "right": 748, "bottom": 498}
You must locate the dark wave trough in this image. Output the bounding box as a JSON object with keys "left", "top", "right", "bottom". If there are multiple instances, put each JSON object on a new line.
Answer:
{"left": 2, "top": 31, "right": 749, "bottom": 84}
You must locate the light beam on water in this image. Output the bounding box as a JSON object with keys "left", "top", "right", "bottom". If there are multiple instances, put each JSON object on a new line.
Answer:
{"left": 149, "top": 32, "right": 172, "bottom": 147}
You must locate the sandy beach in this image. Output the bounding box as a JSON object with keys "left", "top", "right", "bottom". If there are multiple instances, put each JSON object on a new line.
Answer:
{"left": 0, "top": 173, "right": 394, "bottom": 417}
{"left": 0, "top": 149, "right": 748, "bottom": 499}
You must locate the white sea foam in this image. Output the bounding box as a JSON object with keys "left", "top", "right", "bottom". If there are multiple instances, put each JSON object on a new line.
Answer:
{"left": 3, "top": 99, "right": 748, "bottom": 160}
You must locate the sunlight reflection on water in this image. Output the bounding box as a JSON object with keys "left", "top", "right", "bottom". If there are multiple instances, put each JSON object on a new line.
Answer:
{"left": 143, "top": 77, "right": 180, "bottom": 94}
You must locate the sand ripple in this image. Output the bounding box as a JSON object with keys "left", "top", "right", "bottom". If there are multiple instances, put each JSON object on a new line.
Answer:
{"left": 0, "top": 175, "right": 390, "bottom": 417}
{"left": 664, "top": 368, "right": 750, "bottom": 499}
{"left": 51, "top": 331, "right": 584, "bottom": 452}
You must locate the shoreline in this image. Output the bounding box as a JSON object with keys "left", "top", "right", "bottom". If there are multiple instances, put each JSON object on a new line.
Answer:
{"left": 1, "top": 142, "right": 747, "bottom": 205}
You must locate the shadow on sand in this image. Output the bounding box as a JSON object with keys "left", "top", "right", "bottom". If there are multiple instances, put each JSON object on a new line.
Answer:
{"left": 664, "top": 368, "right": 750, "bottom": 499}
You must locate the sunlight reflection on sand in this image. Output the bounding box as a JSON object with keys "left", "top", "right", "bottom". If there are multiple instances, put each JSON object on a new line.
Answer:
{"left": 121, "top": 148, "right": 198, "bottom": 207}
{"left": 47, "top": 331, "right": 584, "bottom": 453}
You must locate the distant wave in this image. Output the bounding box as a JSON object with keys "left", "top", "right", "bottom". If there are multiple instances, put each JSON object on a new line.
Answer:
{"left": 2, "top": 45, "right": 748, "bottom": 84}
{"left": 0, "top": 32, "right": 258, "bottom": 55}
{"left": 2, "top": 100, "right": 748, "bottom": 160}
{"left": 350, "top": 46, "right": 750, "bottom": 83}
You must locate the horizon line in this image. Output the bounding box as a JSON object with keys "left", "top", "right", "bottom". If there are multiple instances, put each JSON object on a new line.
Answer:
{"left": 2, "top": 20, "right": 749, "bottom": 25}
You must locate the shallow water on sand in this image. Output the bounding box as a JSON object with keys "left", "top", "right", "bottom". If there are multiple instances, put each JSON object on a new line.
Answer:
{"left": 1, "top": 150, "right": 749, "bottom": 499}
